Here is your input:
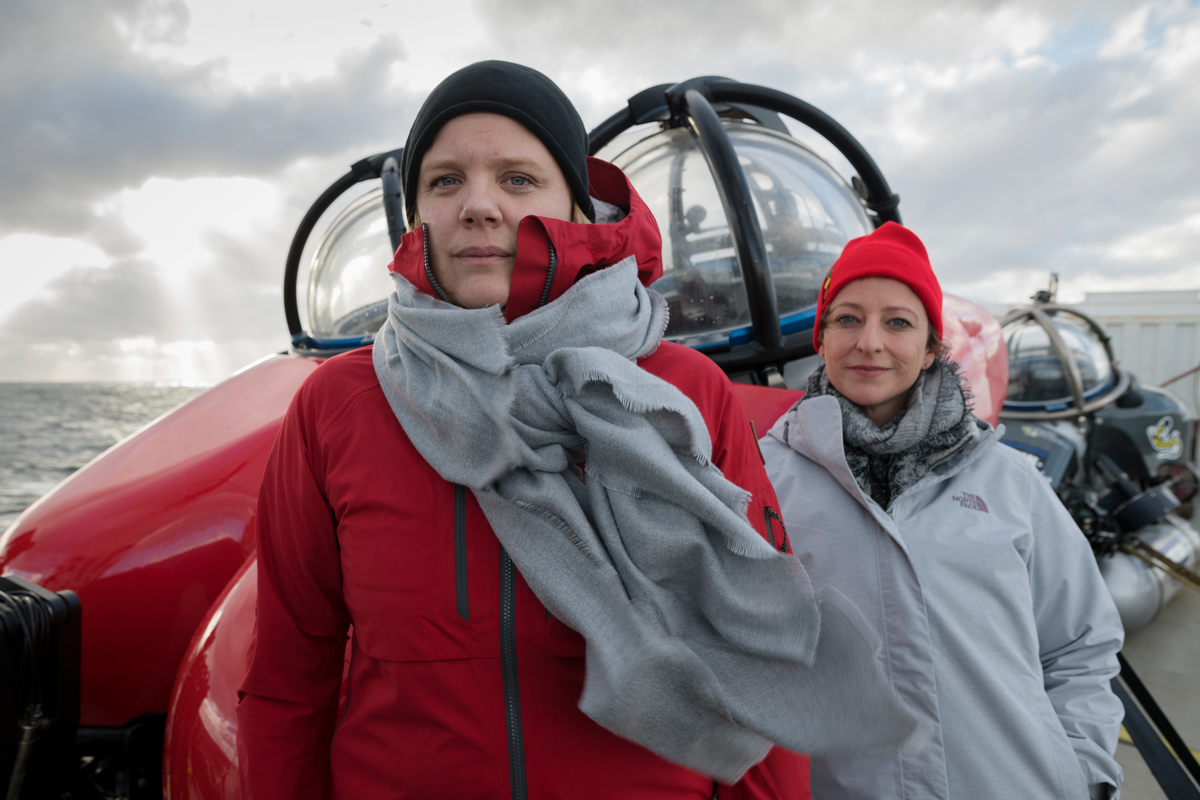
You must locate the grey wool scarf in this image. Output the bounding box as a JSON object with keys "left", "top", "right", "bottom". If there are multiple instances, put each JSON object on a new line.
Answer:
{"left": 804, "top": 359, "right": 979, "bottom": 509}
{"left": 374, "top": 259, "right": 914, "bottom": 781}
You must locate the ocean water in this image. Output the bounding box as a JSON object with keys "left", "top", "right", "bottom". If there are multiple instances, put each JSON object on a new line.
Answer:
{"left": 0, "top": 383, "right": 207, "bottom": 519}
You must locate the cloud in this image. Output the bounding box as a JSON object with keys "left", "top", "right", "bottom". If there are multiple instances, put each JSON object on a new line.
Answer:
{"left": 887, "top": 9, "right": 1200, "bottom": 294}
{"left": 474, "top": 0, "right": 1080, "bottom": 105}
{"left": 0, "top": 148, "right": 388, "bottom": 380}
{"left": 475, "top": 0, "right": 1200, "bottom": 303}
{"left": 0, "top": 0, "right": 426, "bottom": 379}
{"left": 1, "top": 259, "right": 167, "bottom": 340}
{"left": 0, "top": 254, "right": 287, "bottom": 381}
{"left": 0, "top": 235, "right": 112, "bottom": 321}
{"left": 0, "top": 0, "right": 419, "bottom": 239}
{"left": 3, "top": 0, "right": 1200, "bottom": 381}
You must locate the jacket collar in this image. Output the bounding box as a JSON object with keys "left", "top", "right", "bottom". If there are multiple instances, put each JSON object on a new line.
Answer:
{"left": 386, "top": 157, "right": 663, "bottom": 323}
{"left": 768, "top": 395, "right": 1003, "bottom": 519}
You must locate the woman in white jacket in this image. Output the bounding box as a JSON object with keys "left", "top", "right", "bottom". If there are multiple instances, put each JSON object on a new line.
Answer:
{"left": 760, "top": 222, "right": 1125, "bottom": 800}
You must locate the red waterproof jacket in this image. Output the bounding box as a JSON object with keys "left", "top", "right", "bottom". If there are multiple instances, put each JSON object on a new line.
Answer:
{"left": 236, "top": 159, "right": 810, "bottom": 799}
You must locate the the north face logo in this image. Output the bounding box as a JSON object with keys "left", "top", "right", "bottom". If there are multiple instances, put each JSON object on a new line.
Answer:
{"left": 953, "top": 492, "right": 988, "bottom": 513}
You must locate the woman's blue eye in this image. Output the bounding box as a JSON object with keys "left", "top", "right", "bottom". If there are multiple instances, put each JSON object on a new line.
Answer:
{"left": 889, "top": 318, "right": 912, "bottom": 328}
{"left": 507, "top": 175, "right": 532, "bottom": 186}
{"left": 836, "top": 315, "right": 857, "bottom": 325}
{"left": 433, "top": 176, "right": 458, "bottom": 188}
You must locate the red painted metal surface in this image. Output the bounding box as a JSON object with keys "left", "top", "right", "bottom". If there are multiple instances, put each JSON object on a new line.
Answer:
{"left": 941, "top": 293, "right": 1008, "bottom": 428}
{"left": 165, "top": 557, "right": 352, "bottom": 800}
{"left": 163, "top": 558, "right": 255, "bottom": 800}
{"left": 0, "top": 354, "right": 320, "bottom": 727}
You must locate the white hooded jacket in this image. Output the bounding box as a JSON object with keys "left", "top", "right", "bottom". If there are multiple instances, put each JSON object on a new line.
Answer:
{"left": 762, "top": 393, "right": 1125, "bottom": 799}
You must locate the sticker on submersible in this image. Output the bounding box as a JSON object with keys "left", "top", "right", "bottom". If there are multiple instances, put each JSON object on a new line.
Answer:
{"left": 1147, "top": 415, "right": 1184, "bottom": 460}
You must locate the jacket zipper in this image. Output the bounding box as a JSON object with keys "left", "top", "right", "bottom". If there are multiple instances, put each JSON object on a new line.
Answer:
{"left": 495, "top": 229, "right": 547, "bottom": 798}
{"left": 537, "top": 243, "right": 558, "bottom": 306}
{"left": 763, "top": 506, "right": 790, "bottom": 552}
{"left": 500, "top": 549, "right": 528, "bottom": 799}
{"left": 421, "top": 222, "right": 453, "bottom": 303}
{"left": 454, "top": 485, "right": 469, "bottom": 620}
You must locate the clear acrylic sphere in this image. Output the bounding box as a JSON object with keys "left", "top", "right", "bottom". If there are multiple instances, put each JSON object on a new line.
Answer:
{"left": 607, "top": 120, "right": 873, "bottom": 346}
{"left": 305, "top": 119, "right": 872, "bottom": 344}
{"left": 1004, "top": 311, "right": 1115, "bottom": 407}
{"left": 307, "top": 188, "right": 396, "bottom": 339}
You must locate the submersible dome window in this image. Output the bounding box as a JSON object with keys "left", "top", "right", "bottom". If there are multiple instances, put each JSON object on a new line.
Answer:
{"left": 303, "top": 119, "right": 872, "bottom": 350}
{"left": 1003, "top": 309, "right": 1117, "bottom": 412}
{"left": 307, "top": 188, "right": 397, "bottom": 340}
{"left": 604, "top": 120, "right": 872, "bottom": 350}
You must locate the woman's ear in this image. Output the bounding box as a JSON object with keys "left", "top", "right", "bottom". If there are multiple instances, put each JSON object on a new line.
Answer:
{"left": 922, "top": 348, "right": 937, "bottom": 370}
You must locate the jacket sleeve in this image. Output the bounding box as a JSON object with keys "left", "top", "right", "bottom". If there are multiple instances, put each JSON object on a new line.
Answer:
{"left": 706, "top": 381, "right": 810, "bottom": 800}
{"left": 1025, "top": 464, "right": 1125, "bottom": 795}
{"left": 236, "top": 385, "right": 351, "bottom": 800}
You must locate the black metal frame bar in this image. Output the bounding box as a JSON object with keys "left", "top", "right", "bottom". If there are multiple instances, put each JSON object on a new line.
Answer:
{"left": 705, "top": 82, "right": 900, "bottom": 222}
{"left": 587, "top": 79, "right": 900, "bottom": 226}
{"left": 1116, "top": 652, "right": 1200, "bottom": 795}
{"left": 283, "top": 148, "right": 403, "bottom": 344}
{"left": 682, "top": 88, "right": 782, "bottom": 354}
{"left": 999, "top": 302, "right": 1129, "bottom": 421}
{"left": 283, "top": 78, "right": 900, "bottom": 374}
{"left": 380, "top": 156, "right": 405, "bottom": 254}
{"left": 587, "top": 76, "right": 901, "bottom": 374}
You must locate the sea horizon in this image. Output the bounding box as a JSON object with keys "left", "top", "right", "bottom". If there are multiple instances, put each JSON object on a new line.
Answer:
{"left": 0, "top": 382, "right": 208, "bottom": 518}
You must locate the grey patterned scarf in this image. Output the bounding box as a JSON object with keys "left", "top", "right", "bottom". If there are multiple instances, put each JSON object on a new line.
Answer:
{"left": 805, "top": 359, "right": 978, "bottom": 509}
{"left": 374, "top": 259, "right": 914, "bottom": 781}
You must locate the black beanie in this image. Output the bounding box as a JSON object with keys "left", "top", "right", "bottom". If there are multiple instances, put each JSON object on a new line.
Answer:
{"left": 400, "top": 60, "right": 595, "bottom": 224}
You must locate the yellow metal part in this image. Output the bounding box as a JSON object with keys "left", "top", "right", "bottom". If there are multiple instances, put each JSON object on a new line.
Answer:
{"left": 1120, "top": 725, "right": 1200, "bottom": 762}
{"left": 1120, "top": 539, "right": 1200, "bottom": 594}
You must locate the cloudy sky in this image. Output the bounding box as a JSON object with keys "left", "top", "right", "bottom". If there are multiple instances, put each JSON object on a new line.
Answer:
{"left": 1, "top": 0, "right": 1197, "bottom": 382}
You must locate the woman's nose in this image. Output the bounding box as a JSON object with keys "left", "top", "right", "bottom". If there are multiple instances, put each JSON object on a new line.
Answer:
{"left": 856, "top": 320, "right": 884, "bottom": 352}
{"left": 459, "top": 181, "right": 501, "bottom": 225}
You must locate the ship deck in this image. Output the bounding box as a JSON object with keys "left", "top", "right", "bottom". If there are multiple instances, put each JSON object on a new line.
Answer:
{"left": 1115, "top": 584, "right": 1200, "bottom": 797}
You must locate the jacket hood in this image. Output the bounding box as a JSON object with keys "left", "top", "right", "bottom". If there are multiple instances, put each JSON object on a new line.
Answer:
{"left": 386, "top": 157, "right": 663, "bottom": 323}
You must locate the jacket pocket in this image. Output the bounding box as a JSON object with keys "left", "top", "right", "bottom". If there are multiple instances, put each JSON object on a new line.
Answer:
{"left": 338, "top": 483, "right": 474, "bottom": 663}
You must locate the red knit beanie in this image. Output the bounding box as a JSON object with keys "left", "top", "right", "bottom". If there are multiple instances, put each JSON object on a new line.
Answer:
{"left": 813, "top": 221, "right": 943, "bottom": 349}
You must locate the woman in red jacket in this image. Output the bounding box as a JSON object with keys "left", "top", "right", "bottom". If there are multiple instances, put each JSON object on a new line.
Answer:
{"left": 236, "top": 61, "right": 902, "bottom": 799}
